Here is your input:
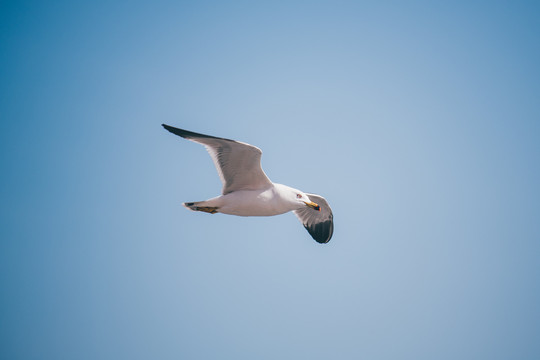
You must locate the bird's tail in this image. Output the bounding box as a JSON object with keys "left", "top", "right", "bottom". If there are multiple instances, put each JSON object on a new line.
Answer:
{"left": 183, "top": 201, "right": 219, "bottom": 214}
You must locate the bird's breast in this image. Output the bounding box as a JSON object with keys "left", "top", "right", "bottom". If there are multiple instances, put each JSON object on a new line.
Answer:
{"left": 218, "top": 188, "right": 293, "bottom": 217}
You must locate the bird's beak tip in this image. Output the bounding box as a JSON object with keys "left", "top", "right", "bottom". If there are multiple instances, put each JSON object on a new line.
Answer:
{"left": 305, "top": 201, "right": 321, "bottom": 211}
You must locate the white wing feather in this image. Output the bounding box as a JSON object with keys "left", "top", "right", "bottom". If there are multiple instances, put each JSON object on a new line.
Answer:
{"left": 162, "top": 125, "right": 273, "bottom": 194}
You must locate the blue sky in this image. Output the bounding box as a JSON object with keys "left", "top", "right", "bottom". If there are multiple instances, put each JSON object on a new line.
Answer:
{"left": 1, "top": 1, "right": 539, "bottom": 359}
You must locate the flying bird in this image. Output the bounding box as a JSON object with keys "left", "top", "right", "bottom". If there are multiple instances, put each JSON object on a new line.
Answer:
{"left": 162, "top": 124, "right": 334, "bottom": 243}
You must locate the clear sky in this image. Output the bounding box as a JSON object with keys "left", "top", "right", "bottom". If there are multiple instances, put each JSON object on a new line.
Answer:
{"left": 1, "top": 1, "right": 539, "bottom": 359}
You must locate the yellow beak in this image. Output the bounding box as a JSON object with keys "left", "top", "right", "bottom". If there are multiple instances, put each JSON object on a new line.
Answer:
{"left": 304, "top": 201, "right": 321, "bottom": 211}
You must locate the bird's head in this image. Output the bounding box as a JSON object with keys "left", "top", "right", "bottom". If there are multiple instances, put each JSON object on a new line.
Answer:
{"left": 274, "top": 184, "right": 321, "bottom": 212}
{"left": 294, "top": 191, "right": 321, "bottom": 211}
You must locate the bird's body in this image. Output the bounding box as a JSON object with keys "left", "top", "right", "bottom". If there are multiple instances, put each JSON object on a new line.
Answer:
{"left": 162, "top": 124, "right": 334, "bottom": 243}
{"left": 187, "top": 183, "right": 307, "bottom": 217}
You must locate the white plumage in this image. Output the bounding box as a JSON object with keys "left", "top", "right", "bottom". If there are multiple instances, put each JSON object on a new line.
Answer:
{"left": 163, "top": 124, "right": 333, "bottom": 243}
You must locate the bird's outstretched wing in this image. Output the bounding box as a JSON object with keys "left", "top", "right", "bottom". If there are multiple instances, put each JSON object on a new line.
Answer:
{"left": 162, "top": 124, "right": 273, "bottom": 195}
{"left": 294, "top": 193, "right": 334, "bottom": 243}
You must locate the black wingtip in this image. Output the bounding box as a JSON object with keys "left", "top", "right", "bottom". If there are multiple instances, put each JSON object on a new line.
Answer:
{"left": 161, "top": 124, "right": 192, "bottom": 138}
{"left": 305, "top": 219, "right": 334, "bottom": 244}
{"left": 161, "top": 124, "right": 234, "bottom": 142}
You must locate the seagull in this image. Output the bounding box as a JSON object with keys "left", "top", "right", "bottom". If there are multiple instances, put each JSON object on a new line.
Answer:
{"left": 162, "top": 124, "right": 334, "bottom": 243}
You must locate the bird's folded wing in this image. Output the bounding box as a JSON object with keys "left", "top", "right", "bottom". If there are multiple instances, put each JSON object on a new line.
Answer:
{"left": 162, "top": 124, "right": 273, "bottom": 194}
{"left": 294, "top": 193, "right": 334, "bottom": 243}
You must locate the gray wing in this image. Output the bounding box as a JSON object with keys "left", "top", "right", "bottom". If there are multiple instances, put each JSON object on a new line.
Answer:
{"left": 293, "top": 193, "right": 334, "bottom": 244}
{"left": 162, "top": 124, "right": 273, "bottom": 194}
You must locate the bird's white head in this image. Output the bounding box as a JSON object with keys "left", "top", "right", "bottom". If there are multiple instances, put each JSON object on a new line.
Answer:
{"left": 276, "top": 184, "right": 320, "bottom": 212}
{"left": 296, "top": 191, "right": 321, "bottom": 211}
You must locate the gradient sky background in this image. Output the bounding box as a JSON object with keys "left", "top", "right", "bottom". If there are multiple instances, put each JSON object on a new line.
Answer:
{"left": 1, "top": 1, "right": 540, "bottom": 359}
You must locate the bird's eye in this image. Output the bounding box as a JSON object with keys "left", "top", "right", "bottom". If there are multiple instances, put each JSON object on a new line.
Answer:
{"left": 297, "top": 194, "right": 302, "bottom": 199}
